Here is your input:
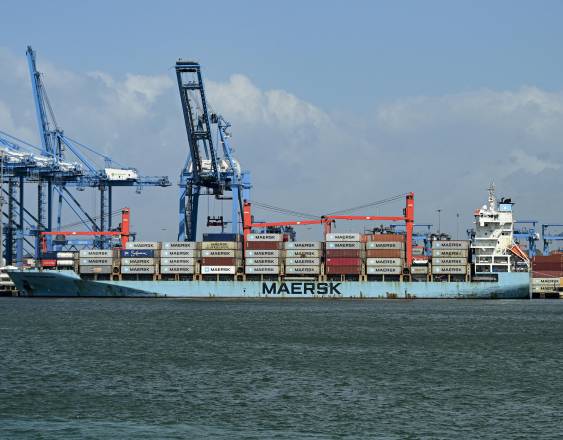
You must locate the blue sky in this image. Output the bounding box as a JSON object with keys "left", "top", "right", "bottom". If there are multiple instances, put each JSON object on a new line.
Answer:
{"left": 1, "top": 1, "right": 563, "bottom": 240}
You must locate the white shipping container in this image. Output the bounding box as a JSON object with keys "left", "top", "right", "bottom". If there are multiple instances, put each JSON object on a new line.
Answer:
{"left": 125, "top": 241, "right": 160, "bottom": 250}
{"left": 285, "top": 258, "right": 320, "bottom": 266}
{"left": 56, "top": 259, "right": 74, "bottom": 266}
{"left": 366, "top": 258, "right": 403, "bottom": 266}
{"left": 325, "top": 233, "right": 361, "bottom": 242}
{"left": 79, "top": 257, "right": 113, "bottom": 266}
{"left": 201, "top": 250, "right": 234, "bottom": 258}
{"left": 245, "top": 258, "right": 279, "bottom": 266}
{"left": 532, "top": 285, "right": 558, "bottom": 292}
{"left": 160, "top": 265, "right": 195, "bottom": 274}
{"left": 121, "top": 266, "right": 155, "bottom": 274}
{"left": 367, "top": 266, "right": 402, "bottom": 275}
{"left": 160, "top": 258, "right": 195, "bottom": 266}
{"left": 79, "top": 265, "right": 113, "bottom": 274}
{"left": 284, "top": 249, "right": 321, "bottom": 258}
{"left": 326, "top": 242, "right": 361, "bottom": 249}
{"left": 246, "top": 233, "right": 283, "bottom": 242}
{"left": 432, "top": 258, "right": 467, "bottom": 266}
{"left": 245, "top": 266, "right": 280, "bottom": 274}
{"left": 285, "top": 266, "right": 320, "bottom": 275}
{"left": 161, "top": 250, "right": 197, "bottom": 258}
{"left": 531, "top": 278, "right": 558, "bottom": 286}
{"left": 366, "top": 241, "right": 404, "bottom": 250}
{"left": 79, "top": 249, "right": 113, "bottom": 258}
{"left": 200, "top": 241, "right": 238, "bottom": 250}
{"left": 245, "top": 250, "right": 280, "bottom": 258}
{"left": 432, "top": 265, "right": 467, "bottom": 274}
{"left": 162, "top": 241, "right": 197, "bottom": 249}
{"left": 432, "top": 240, "right": 470, "bottom": 249}
{"left": 121, "top": 258, "right": 155, "bottom": 266}
{"left": 410, "top": 266, "right": 429, "bottom": 275}
{"left": 412, "top": 247, "right": 424, "bottom": 256}
{"left": 56, "top": 252, "right": 75, "bottom": 259}
{"left": 431, "top": 249, "right": 468, "bottom": 258}
{"left": 284, "top": 241, "right": 322, "bottom": 250}
{"left": 201, "top": 266, "right": 236, "bottom": 274}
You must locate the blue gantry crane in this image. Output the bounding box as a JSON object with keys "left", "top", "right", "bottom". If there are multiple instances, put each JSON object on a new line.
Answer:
{"left": 513, "top": 220, "right": 539, "bottom": 257}
{"left": 541, "top": 224, "right": 563, "bottom": 255}
{"left": 175, "top": 59, "right": 251, "bottom": 241}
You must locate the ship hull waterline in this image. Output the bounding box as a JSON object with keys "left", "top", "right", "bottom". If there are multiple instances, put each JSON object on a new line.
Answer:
{"left": 8, "top": 270, "right": 531, "bottom": 299}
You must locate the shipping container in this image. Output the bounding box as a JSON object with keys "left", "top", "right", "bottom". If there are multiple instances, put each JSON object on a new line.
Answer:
{"left": 285, "top": 258, "right": 321, "bottom": 266}
{"left": 245, "top": 250, "right": 280, "bottom": 258}
{"left": 284, "top": 241, "right": 322, "bottom": 250}
{"left": 532, "top": 285, "right": 559, "bottom": 293}
{"left": 200, "top": 241, "right": 238, "bottom": 250}
{"left": 325, "top": 265, "right": 361, "bottom": 275}
{"left": 410, "top": 266, "right": 429, "bottom": 275}
{"left": 203, "top": 233, "right": 240, "bottom": 242}
{"left": 121, "top": 258, "right": 155, "bottom": 266}
{"left": 245, "top": 241, "right": 282, "bottom": 250}
{"left": 326, "top": 242, "right": 362, "bottom": 249}
{"left": 532, "top": 270, "right": 562, "bottom": 278}
{"left": 201, "top": 250, "right": 234, "bottom": 258}
{"left": 161, "top": 249, "right": 196, "bottom": 258}
{"left": 162, "top": 241, "right": 197, "bottom": 250}
{"left": 121, "top": 249, "right": 155, "bottom": 258}
{"left": 160, "top": 265, "right": 195, "bottom": 274}
{"left": 412, "top": 247, "right": 424, "bottom": 256}
{"left": 367, "top": 234, "right": 405, "bottom": 242}
{"left": 125, "top": 241, "right": 160, "bottom": 250}
{"left": 366, "top": 249, "right": 402, "bottom": 258}
{"left": 79, "top": 257, "right": 113, "bottom": 266}
{"left": 432, "top": 257, "right": 467, "bottom": 266}
{"left": 79, "top": 249, "right": 113, "bottom": 258}
{"left": 121, "top": 266, "right": 155, "bottom": 274}
{"left": 246, "top": 233, "right": 283, "bottom": 242}
{"left": 285, "top": 249, "right": 321, "bottom": 258}
{"left": 366, "top": 266, "right": 402, "bottom": 275}
{"left": 325, "top": 233, "right": 361, "bottom": 242}
{"left": 245, "top": 266, "right": 280, "bottom": 274}
{"left": 326, "top": 249, "right": 361, "bottom": 258}
{"left": 366, "top": 258, "right": 403, "bottom": 266}
{"left": 531, "top": 278, "right": 559, "bottom": 285}
{"left": 160, "top": 258, "right": 195, "bottom": 266}
{"left": 56, "top": 252, "right": 75, "bottom": 259}
{"left": 326, "top": 257, "right": 361, "bottom": 266}
{"left": 201, "top": 257, "right": 237, "bottom": 266}
{"left": 431, "top": 249, "right": 468, "bottom": 258}
{"left": 79, "top": 265, "right": 113, "bottom": 274}
{"left": 432, "top": 240, "right": 470, "bottom": 249}
{"left": 245, "top": 258, "right": 279, "bottom": 266}
{"left": 366, "top": 241, "right": 404, "bottom": 250}
{"left": 432, "top": 265, "right": 467, "bottom": 274}
{"left": 40, "top": 259, "right": 57, "bottom": 267}
{"left": 201, "top": 266, "right": 236, "bottom": 274}
{"left": 56, "top": 259, "right": 74, "bottom": 266}
{"left": 285, "top": 266, "right": 320, "bottom": 275}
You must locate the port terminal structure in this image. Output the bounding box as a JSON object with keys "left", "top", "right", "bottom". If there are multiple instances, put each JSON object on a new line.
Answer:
{"left": 0, "top": 47, "right": 170, "bottom": 264}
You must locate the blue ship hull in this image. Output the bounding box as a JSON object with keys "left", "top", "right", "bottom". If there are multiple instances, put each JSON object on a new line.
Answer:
{"left": 8, "top": 270, "right": 531, "bottom": 299}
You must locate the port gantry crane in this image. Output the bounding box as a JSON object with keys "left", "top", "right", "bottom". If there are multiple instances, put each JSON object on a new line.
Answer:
{"left": 0, "top": 47, "right": 171, "bottom": 264}
{"left": 541, "top": 224, "right": 563, "bottom": 255}
{"left": 175, "top": 59, "right": 251, "bottom": 241}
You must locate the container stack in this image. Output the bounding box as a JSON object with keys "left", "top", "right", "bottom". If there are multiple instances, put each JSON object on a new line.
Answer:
{"left": 200, "top": 235, "right": 241, "bottom": 277}
{"left": 531, "top": 254, "right": 563, "bottom": 297}
{"left": 325, "top": 233, "right": 362, "bottom": 276}
{"left": 431, "top": 240, "right": 470, "bottom": 278}
{"left": 365, "top": 234, "right": 405, "bottom": 277}
{"left": 121, "top": 241, "right": 159, "bottom": 276}
{"left": 39, "top": 251, "right": 57, "bottom": 269}
{"left": 56, "top": 251, "right": 76, "bottom": 270}
{"left": 79, "top": 249, "right": 114, "bottom": 275}
{"left": 160, "top": 242, "right": 197, "bottom": 276}
{"left": 245, "top": 233, "right": 283, "bottom": 276}
{"left": 284, "top": 241, "right": 322, "bottom": 276}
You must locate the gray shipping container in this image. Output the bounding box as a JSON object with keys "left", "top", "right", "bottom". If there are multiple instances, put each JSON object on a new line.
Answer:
{"left": 431, "top": 249, "right": 468, "bottom": 258}
{"left": 161, "top": 249, "right": 197, "bottom": 258}
{"left": 245, "top": 250, "right": 280, "bottom": 258}
{"left": 245, "top": 266, "right": 280, "bottom": 274}
{"left": 125, "top": 241, "right": 160, "bottom": 250}
{"left": 121, "top": 266, "right": 155, "bottom": 274}
{"left": 432, "top": 257, "right": 467, "bottom": 266}
{"left": 201, "top": 250, "right": 234, "bottom": 258}
{"left": 432, "top": 240, "right": 470, "bottom": 249}
{"left": 246, "top": 233, "right": 283, "bottom": 242}
{"left": 366, "top": 266, "right": 402, "bottom": 275}
{"left": 366, "top": 258, "right": 403, "bottom": 266}
{"left": 56, "top": 252, "right": 75, "bottom": 259}
{"left": 79, "top": 249, "right": 113, "bottom": 258}
{"left": 201, "top": 266, "right": 236, "bottom": 274}
{"left": 160, "top": 258, "right": 195, "bottom": 266}
{"left": 325, "top": 233, "right": 361, "bottom": 242}
{"left": 245, "top": 258, "right": 279, "bottom": 266}
{"left": 531, "top": 278, "right": 558, "bottom": 286}
{"left": 121, "top": 258, "right": 155, "bottom": 266}
{"left": 284, "top": 249, "right": 321, "bottom": 258}
{"left": 284, "top": 241, "right": 322, "bottom": 250}
{"left": 326, "top": 242, "right": 361, "bottom": 249}
{"left": 366, "top": 242, "right": 404, "bottom": 250}
{"left": 160, "top": 265, "right": 195, "bottom": 274}
{"left": 410, "top": 266, "right": 429, "bottom": 275}
{"left": 79, "top": 257, "right": 113, "bottom": 266}
{"left": 79, "top": 265, "right": 113, "bottom": 274}
{"left": 56, "top": 259, "right": 74, "bottom": 266}
{"left": 162, "top": 241, "right": 197, "bottom": 250}
{"left": 285, "top": 266, "right": 320, "bottom": 275}
{"left": 432, "top": 265, "right": 467, "bottom": 274}
{"left": 285, "top": 258, "right": 320, "bottom": 266}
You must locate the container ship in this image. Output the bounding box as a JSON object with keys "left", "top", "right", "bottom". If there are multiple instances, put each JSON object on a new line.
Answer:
{"left": 8, "top": 186, "right": 531, "bottom": 299}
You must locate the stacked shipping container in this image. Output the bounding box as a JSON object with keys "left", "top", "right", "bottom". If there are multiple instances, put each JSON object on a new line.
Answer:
{"left": 79, "top": 249, "right": 114, "bottom": 274}
{"left": 365, "top": 234, "right": 404, "bottom": 276}
{"left": 200, "top": 235, "right": 241, "bottom": 275}
{"left": 121, "top": 241, "right": 159, "bottom": 275}
{"left": 325, "top": 233, "right": 362, "bottom": 275}
{"left": 245, "top": 234, "right": 283, "bottom": 275}
{"left": 284, "top": 241, "right": 322, "bottom": 275}
{"left": 160, "top": 242, "right": 196, "bottom": 275}
{"left": 431, "top": 240, "right": 469, "bottom": 275}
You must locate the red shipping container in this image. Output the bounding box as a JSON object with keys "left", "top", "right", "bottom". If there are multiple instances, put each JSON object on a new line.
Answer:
{"left": 201, "top": 257, "right": 236, "bottom": 266}
{"left": 326, "top": 265, "right": 362, "bottom": 275}
{"left": 366, "top": 234, "right": 405, "bottom": 242}
{"left": 366, "top": 249, "right": 403, "bottom": 258}
{"left": 532, "top": 270, "right": 562, "bottom": 278}
{"left": 326, "top": 257, "right": 361, "bottom": 266}
{"left": 533, "top": 263, "right": 563, "bottom": 271}
{"left": 245, "top": 241, "right": 281, "bottom": 250}
{"left": 40, "top": 259, "right": 57, "bottom": 267}
{"left": 533, "top": 254, "right": 563, "bottom": 263}
{"left": 325, "top": 249, "right": 360, "bottom": 258}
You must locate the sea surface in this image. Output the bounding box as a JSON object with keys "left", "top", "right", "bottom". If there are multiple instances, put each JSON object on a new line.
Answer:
{"left": 1, "top": 298, "right": 562, "bottom": 439}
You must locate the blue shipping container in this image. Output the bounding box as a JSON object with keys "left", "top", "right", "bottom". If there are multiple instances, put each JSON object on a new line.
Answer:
{"left": 121, "top": 249, "right": 155, "bottom": 258}
{"left": 202, "top": 233, "right": 239, "bottom": 242}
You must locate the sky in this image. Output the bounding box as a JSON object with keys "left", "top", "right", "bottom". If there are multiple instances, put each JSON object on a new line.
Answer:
{"left": 1, "top": 0, "right": 563, "bottom": 241}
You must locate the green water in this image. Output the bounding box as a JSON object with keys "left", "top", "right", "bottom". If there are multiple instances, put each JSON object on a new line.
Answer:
{"left": 1, "top": 298, "right": 562, "bottom": 439}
